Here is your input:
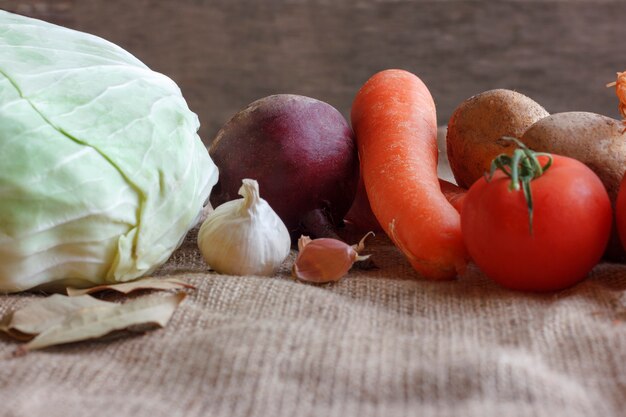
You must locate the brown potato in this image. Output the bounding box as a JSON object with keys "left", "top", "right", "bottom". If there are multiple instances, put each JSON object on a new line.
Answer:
{"left": 521, "top": 111, "right": 626, "bottom": 200}
{"left": 446, "top": 89, "right": 549, "bottom": 188}
{"left": 521, "top": 111, "right": 626, "bottom": 260}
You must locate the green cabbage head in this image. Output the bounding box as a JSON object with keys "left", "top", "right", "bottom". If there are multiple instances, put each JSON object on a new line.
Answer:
{"left": 0, "top": 11, "right": 218, "bottom": 292}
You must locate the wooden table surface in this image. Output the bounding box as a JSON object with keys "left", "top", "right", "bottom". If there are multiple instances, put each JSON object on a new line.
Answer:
{"left": 2, "top": 0, "right": 625, "bottom": 147}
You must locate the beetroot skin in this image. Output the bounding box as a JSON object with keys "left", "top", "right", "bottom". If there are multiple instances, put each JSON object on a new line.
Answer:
{"left": 209, "top": 94, "right": 359, "bottom": 240}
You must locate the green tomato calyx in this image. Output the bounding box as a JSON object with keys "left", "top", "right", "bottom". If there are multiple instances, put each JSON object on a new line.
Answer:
{"left": 487, "top": 137, "right": 553, "bottom": 234}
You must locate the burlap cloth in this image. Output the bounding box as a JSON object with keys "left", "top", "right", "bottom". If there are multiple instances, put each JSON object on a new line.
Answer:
{"left": 1, "top": 225, "right": 625, "bottom": 417}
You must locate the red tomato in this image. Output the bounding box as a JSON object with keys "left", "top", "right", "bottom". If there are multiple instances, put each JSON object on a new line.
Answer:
{"left": 461, "top": 154, "right": 612, "bottom": 292}
{"left": 616, "top": 173, "right": 626, "bottom": 250}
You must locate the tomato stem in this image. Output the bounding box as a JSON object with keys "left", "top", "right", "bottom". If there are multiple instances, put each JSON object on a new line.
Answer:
{"left": 487, "top": 137, "right": 552, "bottom": 234}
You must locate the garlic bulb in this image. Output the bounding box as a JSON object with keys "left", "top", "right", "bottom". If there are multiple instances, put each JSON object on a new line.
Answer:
{"left": 197, "top": 179, "right": 291, "bottom": 276}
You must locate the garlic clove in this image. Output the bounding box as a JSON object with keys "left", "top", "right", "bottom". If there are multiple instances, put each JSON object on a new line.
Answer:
{"left": 292, "top": 233, "right": 373, "bottom": 283}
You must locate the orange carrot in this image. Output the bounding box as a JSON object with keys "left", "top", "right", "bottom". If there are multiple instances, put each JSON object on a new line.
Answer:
{"left": 345, "top": 178, "right": 466, "bottom": 232}
{"left": 351, "top": 69, "right": 468, "bottom": 279}
{"left": 607, "top": 71, "right": 626, "bottom": 132}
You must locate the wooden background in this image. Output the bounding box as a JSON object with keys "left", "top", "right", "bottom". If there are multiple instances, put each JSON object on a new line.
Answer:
{"left": 2, "top": 0, "right": 625, "bottom": 146}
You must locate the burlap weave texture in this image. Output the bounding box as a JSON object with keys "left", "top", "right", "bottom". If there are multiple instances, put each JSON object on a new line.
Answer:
{"left": 1, "top": 230, "right": 625, "bottom": 417}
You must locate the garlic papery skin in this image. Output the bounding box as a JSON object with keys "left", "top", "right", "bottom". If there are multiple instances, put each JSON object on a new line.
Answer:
{"left": 197, "top": 179, "right": 291, "bottom": 276}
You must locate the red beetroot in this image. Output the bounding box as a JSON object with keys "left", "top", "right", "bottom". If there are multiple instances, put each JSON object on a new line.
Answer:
{"left": 209, "top": 94, "right": 359, "bottom": 241}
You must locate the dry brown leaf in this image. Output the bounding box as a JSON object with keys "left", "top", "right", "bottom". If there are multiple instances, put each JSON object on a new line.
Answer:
{"left": 1, "top": 293, "right": 186, "bottom": 352}
{"left": 0, "top": 294, "right": 112, "bottom": 341}
{"left": 66, "top": 277, "right": 195, "bottom": 297}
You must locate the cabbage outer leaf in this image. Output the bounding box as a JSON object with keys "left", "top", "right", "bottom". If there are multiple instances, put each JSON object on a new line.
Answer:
{"left": 0, "top": 11, "right": 218, "bottom": 292}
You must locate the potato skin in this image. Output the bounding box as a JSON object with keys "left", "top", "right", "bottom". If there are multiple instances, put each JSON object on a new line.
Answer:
{"left": 521, "top": 111, "right": 626, "bottom": 260}
{"left": 446, "top": 89, "right": 549, "bottom": 188}
{"left": 521, "top": 112, "right": 626, "bottom": 200}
